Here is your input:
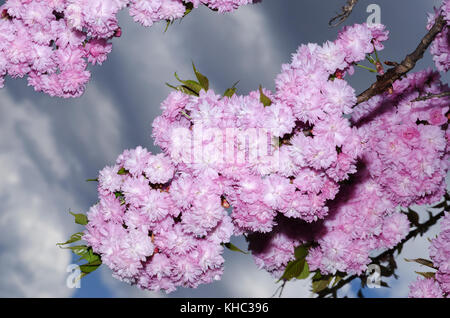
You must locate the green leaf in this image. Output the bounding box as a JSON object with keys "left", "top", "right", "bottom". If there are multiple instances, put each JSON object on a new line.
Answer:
{"left": 69, "top": 211, "right": 88, "bottom": 226}
{"left": 80, "top": 263, "right": 101, "bottom": 274}
{"left": 416, "top": 271, "right": 436, "bottom": 279}
{"left": 279, "top": 259, "right": 309, "bottom": 282}
{"left": 86, "top": 178, "right": 98, "bottom": 182}
{"left": 332, "top": 275, "right": 343, "bottom": 287}
{"left": 223, "top": 242, "right": 248, "bottom": 254}
{"left": 57, "top": 232, "right": 83, "bottom": 246}
{"left": 117, "top": 167, "right": 128, "bottom": 175}
{"left": 61, "top": 245, "right": 88, "bottom": 257}
{"left": 405, "top": 258, "right": 436, "bottom": 269}
{"left": 192, "top": 62, "right": 209, "bottom": 91}
{"left": 223, "top": 88, "right": 236, "bottom": 97}
{"left": 296, "top": 261, "right": 310, "bottom": 280}
{"left": 312, "top": 271, "right": 323, "bottom": 281}
{"left": 259, "top": 85, "right": 272, "bottom": 107}
{"left": 166, "top": 82, "right": 179, "bottom": 90}
{"left": 182, "top": 2, "right": 194, "bottom": 17}
{"left": 294, "top": 245, "right": 308, "bottom": 260}
{"left": 223, "top": 81, "right": 239, "bottom": 98}
{"left": 78, "top": 248, "right": 101, "bottom": 264}
{"left": 174, "top": 72, "right": 203, "bottom": 95}
{"left": 312, "top": 277, "right": 331, "bottom": 293}
{"left": 179, "top": 85, "right": 200, "bottom": 96}
{"left": 183, "top": 80, "right": 203, "bottom": 94}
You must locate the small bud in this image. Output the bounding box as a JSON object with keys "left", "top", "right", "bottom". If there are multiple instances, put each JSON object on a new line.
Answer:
{"left": 221, "top": 198, "right": 230, "bottom": 208}
{"left": 114, "top": 27, "right": 122, "bottom": 38}
{"left": 375, "top": 61, "right": 384, "bottom": 75}
{"left": 335, "top": 69, "right": 344, "bottom": 79}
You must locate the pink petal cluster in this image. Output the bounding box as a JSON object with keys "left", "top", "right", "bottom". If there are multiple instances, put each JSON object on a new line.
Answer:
{"left": 247, "top": 215, "right": 316, "bottom": 277}
{"left": 409, "top": 278, "right": 445, "bottom": 298}
{"left": 306, "top": 169, "right": 410, "bottom": 276}
{"left": 81, "top": 21, "right": 449, "bottom": 292}
{"left": 430, "top": 212, "right": 450, "bottom": 295}
{"left": 305, "top": 68, "right": 449, "bottom": 276}
{"left": 409, "top": 212, "right": 449, "bottom": 298}
{"left": 0, "top": 0, "right": 256, "bottom": 97}
{"left": 84, "top": 147, "right": 234, "bottom": 292}
{"left": 428, "top": 0, "right": 450, "bottom": 72}
{"left": 151, "top": 23, "right": 391, "bottom": 277}
{"left": 353, "top": 69, "right": 449, "bottom": 207}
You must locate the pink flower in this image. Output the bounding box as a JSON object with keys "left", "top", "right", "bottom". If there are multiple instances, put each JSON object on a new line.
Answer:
{"left": 428, "top": 107, "right": 447, "bottom": 126}
{"left": 409, "top": 278, "right": 444, "bottom": 298}
{"left": 144, "top": 153, "right": 175, "bottom": 184}
{"left": 321, "top": 79, "right": 356, "bottom": 115}
{"left": 123, "top": 146, "right": 151, "bottom": 177}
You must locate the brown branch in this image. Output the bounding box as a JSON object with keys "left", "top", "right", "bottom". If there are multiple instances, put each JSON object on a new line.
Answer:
{"left": 355, "top": 14, "right": 447, "bottom": 106}
{"left": 411, "top": 91, "right": 450, "bottom": 102}
{"left": 329, "top": 0, "right": 359, "bottom": 27}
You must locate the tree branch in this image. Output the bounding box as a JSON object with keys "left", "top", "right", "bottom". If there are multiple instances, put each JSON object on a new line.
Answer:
{"left": 329, "top": 0, "right": 359, "bottom": 27}
{"left": 355, "top": 14, "right": 447, "bottom": 106}
{"left": 411, "top": 91, "right": 450, "bottom": 102}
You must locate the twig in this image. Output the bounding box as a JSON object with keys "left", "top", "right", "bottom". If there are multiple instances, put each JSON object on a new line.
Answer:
{"left": 329, "top": 0, "right": 359, "bottom": 27}
{"left": 411, "top": 91, "right": 450, "bottom": 102}
{"left": 271, "top": 280, "right": 287, "bottom": 298}
{"left": 355, "top": 14, "right": 447, "bottom": 106}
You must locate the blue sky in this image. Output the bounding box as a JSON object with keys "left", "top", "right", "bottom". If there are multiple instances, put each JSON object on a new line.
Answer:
{"left": 0, "top": 0, "right": 447, "bottom": 298}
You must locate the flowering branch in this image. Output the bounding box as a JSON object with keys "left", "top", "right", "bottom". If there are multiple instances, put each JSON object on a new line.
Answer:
{"left": 411, "top": 91, "right": 450, "bottom": 102}
{"left": 355, "top": 14, "right": 447, "bottom": 106}
{"left": 329, "top": 0, "right": 359, "bottom": 27}
{"left": 316, "top": 192, "right": 449, "bottom": 298}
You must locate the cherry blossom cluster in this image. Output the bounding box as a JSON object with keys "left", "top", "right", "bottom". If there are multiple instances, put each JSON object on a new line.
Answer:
{"left": 81, "top": 22, "right": 391, "bottom": 289}
{"left": 0, "top": 0, "right": 256, "bottom": 97}
{"left": 409, "top": 212, "right": 449, "bottom": 298}
{"left": 300, "top": 69, "right": 449, "bottom": 276}
{"left": 241, "top": 23, "right": 393, "bottom": 274}
{"left": 306, "top": 169, "right": 410, "bottom": 276}
{"left": 80, "top": 21, "right": 449, "bottom": 292}
{"left": 353, "top": 69, "right": 449, "bottom": 207}
{"left": 428, "top": 0, "right": 450, "bottom": 72}
{"left": 246, "top": 62, "right": 450, "bottom": 277}
{"left": 83, "top": 146, "right": 234, "bottom": 292}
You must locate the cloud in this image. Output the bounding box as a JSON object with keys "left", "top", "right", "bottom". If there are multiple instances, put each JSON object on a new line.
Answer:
{"left": 219, "top": 252, "right": 312, "bottom": 298}
{"left": 0, "top": 81, "right": 125, "bottom": 297}
{"left": 0, "top": 92, "right": 75, "bottom": 297}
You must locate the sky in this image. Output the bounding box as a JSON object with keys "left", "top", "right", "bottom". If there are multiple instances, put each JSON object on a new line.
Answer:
{"left": 0, "top": 0, "right": 448, "bottom": 298}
